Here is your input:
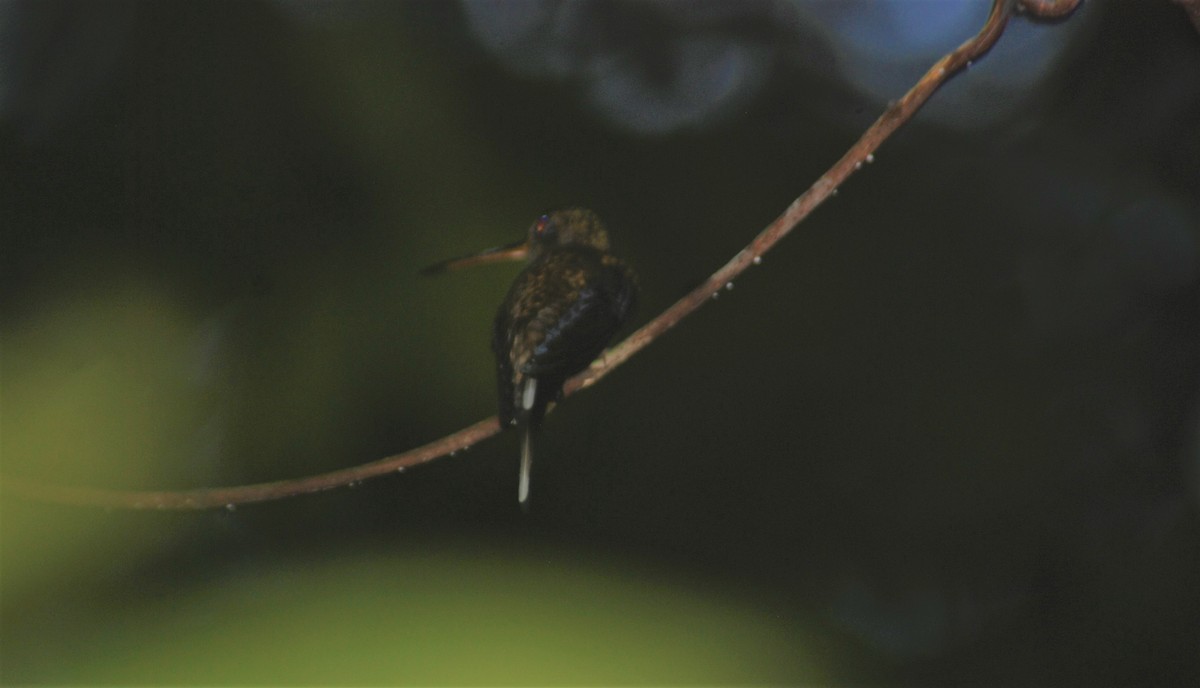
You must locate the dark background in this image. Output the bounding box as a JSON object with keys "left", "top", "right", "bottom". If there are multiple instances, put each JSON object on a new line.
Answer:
{"left": 2, "top": 1, "right": 1198, "bottom": 684}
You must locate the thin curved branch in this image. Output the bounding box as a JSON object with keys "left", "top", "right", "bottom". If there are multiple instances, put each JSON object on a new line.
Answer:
{"left": 572, "top": 0, "right": 1018, "bottom": 394}
{"left": 3, "top": 0, "right": 1021, "bottom": 510}
{"left": 3, "top": 418, "right": 502, "bottom": 510}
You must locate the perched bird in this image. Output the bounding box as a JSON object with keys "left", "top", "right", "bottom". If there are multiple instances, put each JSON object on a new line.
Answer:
{"left": 422, "top": 208, "right": 636, "bottom": 507}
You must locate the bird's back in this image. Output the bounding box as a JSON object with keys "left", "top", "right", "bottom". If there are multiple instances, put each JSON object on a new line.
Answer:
{"left": 493, "top": 244, "right": 635, "bottom": 429}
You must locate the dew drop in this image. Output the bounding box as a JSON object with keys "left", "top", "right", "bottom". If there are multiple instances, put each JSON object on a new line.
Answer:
{"left": 396, "top": 466, "right": 406, "bottom": 473}
{"left": 752, "top": 256, "right": 762, "bottom": 265}
{"left": 865, "top": 153, "right": 875, "bottom": 164}
{"left": 854, "top": 161, "right": 863, "bottom": 170}
{"left": 449, "top": 450, "right": 458, "bottom": 457}
{"left": 225, "top": 503, "right": 236, "bottom": 512}
{"left": 711, "top": 291, "right": 720, "bottom": 300}
{"left": 831, "top": 188, "right": 839, "bottom": 196}
{"left": 725, "top": 282, "right": 734, "bottom": 291}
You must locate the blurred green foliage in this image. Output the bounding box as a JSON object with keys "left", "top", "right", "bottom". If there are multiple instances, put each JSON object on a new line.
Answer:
{"left": 3, "top": 539, "right": 823, "bottom": 684}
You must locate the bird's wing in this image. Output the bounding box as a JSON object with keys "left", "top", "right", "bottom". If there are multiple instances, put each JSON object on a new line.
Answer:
{"left": 522, "top": 262, "right": 633, "bottom": 379}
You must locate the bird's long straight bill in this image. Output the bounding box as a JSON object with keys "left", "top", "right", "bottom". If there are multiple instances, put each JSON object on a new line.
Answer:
{"left": 420, "top": 240, "right": 529, "bottom": 275}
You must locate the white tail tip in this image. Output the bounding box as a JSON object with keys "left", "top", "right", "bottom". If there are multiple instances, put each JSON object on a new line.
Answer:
{"left": 518, "top": 426, "right": 532, "bottom": 507}
{"left": 521, "top": 377, "right": 537, "bottom": 412}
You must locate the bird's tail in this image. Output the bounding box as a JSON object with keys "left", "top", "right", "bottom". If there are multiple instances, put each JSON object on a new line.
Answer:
{"left": 518, "top": 424, "right": 533, "bottom": 510}
{"left": 517, "top": 377, "right": 537, "bottom": 509}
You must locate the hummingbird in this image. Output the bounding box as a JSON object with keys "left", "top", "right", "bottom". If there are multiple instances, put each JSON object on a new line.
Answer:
{"left": 422, "top": 208, "right": 637, "bottom": 507}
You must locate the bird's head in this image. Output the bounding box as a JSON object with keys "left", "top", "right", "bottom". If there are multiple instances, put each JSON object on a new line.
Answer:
{"left": 421, "top": 207, "right": 610, "bottom": 274}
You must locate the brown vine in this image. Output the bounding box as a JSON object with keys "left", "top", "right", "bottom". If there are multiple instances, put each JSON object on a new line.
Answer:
{"left": 4, "top": 0, "right": 1074, "bottom": 510}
